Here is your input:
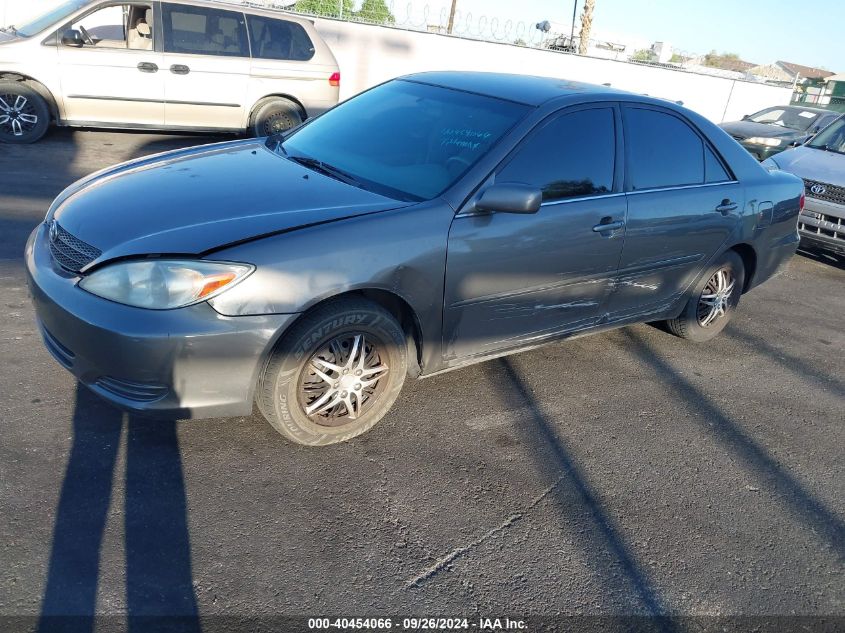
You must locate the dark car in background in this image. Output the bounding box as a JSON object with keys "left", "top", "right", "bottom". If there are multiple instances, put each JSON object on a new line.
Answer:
{"left": 720, "top": 105, "right": 840, "bottom": 160}
{"left": 26, "top": 72, "right": 804, "bottom": 446}
{"left": 763, "top": 114, "right": 845, "bottom": 255}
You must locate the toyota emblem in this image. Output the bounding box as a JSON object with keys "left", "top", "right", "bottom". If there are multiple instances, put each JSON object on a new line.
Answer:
{"left": 48, "top": 219, "right": 58, "bottom": 242}
{"left": 810, "top": 183, "right": 827, "bottom": 196}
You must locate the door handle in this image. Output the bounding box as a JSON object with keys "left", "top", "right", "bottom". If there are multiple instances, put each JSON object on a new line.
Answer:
{"left": 170, "top": 64, "right": 190, "bottom": 75}
{"left": 592, "top": 218, "right": 625, "bottom": 233}
{"left": 716, "top": 199, "right": 738, "bottom": 215}
{"left": 137, "top": 62, "right": 158, "bottom": 73}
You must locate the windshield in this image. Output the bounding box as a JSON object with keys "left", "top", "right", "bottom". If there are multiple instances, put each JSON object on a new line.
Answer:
{"left": 748, "top": 106, "right": 823, "bottom": 131}
{"left": 807, "top": 116, "right": 845, "bottom": 154}
{"left": 281, "top": 80, "right": 530, "bottom": 201}
{"left": 15, "top": 0, "right": 89, "bottom": 37}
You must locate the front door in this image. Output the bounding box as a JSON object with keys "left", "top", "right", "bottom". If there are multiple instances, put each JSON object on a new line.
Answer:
{"left": 57, "top": 3, "right": 164, "bottom": 126}
{"left": 605, "top": 105, "right": 743, "bottom": 321}
{"left": 443, "top": 106, "right": 627, "bottom": 362}
{"left": 159, "top": 2, "right": 250, "bottom": 130}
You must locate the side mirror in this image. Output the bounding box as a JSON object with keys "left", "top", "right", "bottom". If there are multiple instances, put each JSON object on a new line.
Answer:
{"left": 741, "top": 114, "right": 751, "bottom": 121}
{"left": 789, "top": 140, "right": 802, "bottom": 147}
{"left": 475, "top": 183, "right": 542, "bottom": 214}
{"left": 61, "top": 29, "right": 84, "bottom": 47}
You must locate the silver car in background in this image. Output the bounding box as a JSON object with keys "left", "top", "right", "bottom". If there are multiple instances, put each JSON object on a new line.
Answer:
{"left": 0, "top": 0, "right": 340, "bottom": 143}
{"left": 763, "top": 115, "right": 845, "bottom": 256}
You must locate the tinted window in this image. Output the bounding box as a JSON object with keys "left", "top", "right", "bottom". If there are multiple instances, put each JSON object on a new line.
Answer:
{"left": 163, "top": 4, "right": 248, "bottom": 57}
{"left": 749, "top": 106, "right": 824, "bottom": 131}
{"left": 626, "top": 108, "right": 704, "bottom": 189}
{"left": 704, "top": 145, "right": 730, "bottom": 183}
{"left": 497, "top": 108, "right": 615, "bottom": 201}
{"left": 248, "top": 16, "right": 314, "bottom": 61}
{"left": 282, "top": 80, "right": 529, "bottom": 201}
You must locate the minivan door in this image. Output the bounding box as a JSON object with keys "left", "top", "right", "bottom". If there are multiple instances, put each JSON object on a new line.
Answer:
{"left": 604, "top": 105, "right": 743, "bottom": 321}
{"left": 443, "top": 106, "right": 627, "bottom": 362}
{"left": 57, "top": 3, "right": 164, "bottom": 126}
{"left": 159, "top": 3, "right": 250, "bottom": 130}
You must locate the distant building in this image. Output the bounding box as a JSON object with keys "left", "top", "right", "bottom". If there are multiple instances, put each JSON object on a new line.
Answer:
{"left": 750, "top": 60, "right": 834, "bottom": 86}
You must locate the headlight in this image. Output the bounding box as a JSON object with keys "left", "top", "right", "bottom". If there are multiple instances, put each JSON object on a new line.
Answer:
{"left": 746, "top": 137, "right": 783, "bottom": 147}
{"left": 79, "top": 260, "right": 254, "bottom": 309}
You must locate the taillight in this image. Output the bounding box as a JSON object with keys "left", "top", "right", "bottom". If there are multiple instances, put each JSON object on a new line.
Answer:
{"left": 799, "top": 190, "right": 805, "bottom": 212}
{"left": 329, "top": 72, "right": 340, "bottom": 87}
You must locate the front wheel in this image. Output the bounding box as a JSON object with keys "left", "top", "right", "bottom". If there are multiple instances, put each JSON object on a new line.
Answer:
{"left": 0, "top": 81, "right": 50, "bottom": 144}
{"left": 665, "top": 251, "right": 745, "bottom": 343}
{"left": 257, "top": 298, "right": 408, "bottom": 446}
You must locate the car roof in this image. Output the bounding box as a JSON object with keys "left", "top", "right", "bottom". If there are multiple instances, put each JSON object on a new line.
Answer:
{"left": 401, "top": 71, "right": 630, "bottom": 106}
{"left": 771, "top": 104, "right": 833, "bottom": 115}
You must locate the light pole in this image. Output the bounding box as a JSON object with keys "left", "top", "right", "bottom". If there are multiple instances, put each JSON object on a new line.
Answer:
{"left": 569, "top": 0, "right": 578, "bottom": 51}
{"left": 447, "top": 0, "right": 458, "bottom": 34}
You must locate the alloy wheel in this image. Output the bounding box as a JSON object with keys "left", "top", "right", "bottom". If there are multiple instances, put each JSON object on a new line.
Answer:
{"left": 297, "top": 333, "right": 389, "bottom": 425}
{"left": 0, "top": 94, "right": 39, "bottom": 139}
{"left": 697, "top": 268, "right": 735, "bottom": 327}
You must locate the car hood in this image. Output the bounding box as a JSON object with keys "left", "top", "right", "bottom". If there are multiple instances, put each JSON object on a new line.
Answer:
{"left": 49, "top": 139, "right": 412, "bottom": 269}
{"left": 767, "top": 145, "right": 845, "bottom": 185}
{"left": 719, "top": 120, "right": 805, "bottom": 141}
{"left": 0, "top": 31, "right": 19, "bottom": 43}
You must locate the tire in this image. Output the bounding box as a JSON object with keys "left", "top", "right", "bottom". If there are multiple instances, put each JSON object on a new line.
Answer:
{"left": 257, "top": 297, "right": 408, "bottom": 446}
{"left": 249, "top": 97, "right": 303, "bottom": 137}
{"left": 665, "top": 250, "right": 745, "bottom": 343}
{"left": 0, "top": 81, "right": 50, "bottom": 144}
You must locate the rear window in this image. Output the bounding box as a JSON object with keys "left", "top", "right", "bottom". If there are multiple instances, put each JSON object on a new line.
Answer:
{"left": 162, "top": 3, "right": 248, "bottom": 57}
{"left": 247, "top": 16, "right": 315, "bottom": 61}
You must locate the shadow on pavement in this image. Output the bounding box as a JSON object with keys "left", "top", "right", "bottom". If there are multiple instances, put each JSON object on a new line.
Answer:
{"left": 487, "top": 358, "right": 675, "bottom": 630}
{"left": 39, "top": 385, "right": 200, "bottom": 633}
{"left": 622, "top": 329, "right": 844, "bottom": 562}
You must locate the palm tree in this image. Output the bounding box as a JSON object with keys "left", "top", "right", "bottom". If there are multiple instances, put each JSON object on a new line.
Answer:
{"left": 577, "top": 0, "right": 595, "bottom": 55}
{"left": 447, "top": 0, "right": 458, "bottom": 34}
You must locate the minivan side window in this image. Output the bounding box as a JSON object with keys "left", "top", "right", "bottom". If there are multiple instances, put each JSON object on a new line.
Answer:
{"left": 625, "top": 107, "right": 705, "bottom": 190}
{"left": 162, "top": 4, "right": 248, "bottom": 57}
{"left": 496, "top": 108, "right": 616, "bottom": 202}
{"left": 247, "top": 16, "right": 315, "bottom": 61}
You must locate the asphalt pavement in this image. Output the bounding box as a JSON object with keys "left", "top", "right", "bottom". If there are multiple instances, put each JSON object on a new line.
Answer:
{"left": 0, "top": 128, "right": 843, "bottom": 632}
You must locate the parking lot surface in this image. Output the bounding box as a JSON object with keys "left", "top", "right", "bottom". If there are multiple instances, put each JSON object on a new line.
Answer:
{"left": 0, "top": 129, "right": 843, "bottom": 628}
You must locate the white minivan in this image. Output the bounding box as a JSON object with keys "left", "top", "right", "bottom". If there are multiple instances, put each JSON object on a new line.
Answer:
{"left": 0, "top": 0, "right": 340, "bottom": 143}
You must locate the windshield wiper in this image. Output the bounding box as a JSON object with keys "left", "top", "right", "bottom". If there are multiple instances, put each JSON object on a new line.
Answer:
{"left": 287, "top": 154, "right": 363, "bottom": 188}
{"left": 0, "top": 25, "right": 17, "bottom": 34}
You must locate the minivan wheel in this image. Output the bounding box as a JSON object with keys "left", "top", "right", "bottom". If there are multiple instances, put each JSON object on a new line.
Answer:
{"left": 257, "top": 298, "right": 408, "bottom": 446}
{"left": 665, "top": 251, "right": 745, "bottom": 343}
{"left": 249, "top": 97, "right": 303, "bottom": 137}
{"left": 0, "top": 81, "right": 50, "bottom": 144}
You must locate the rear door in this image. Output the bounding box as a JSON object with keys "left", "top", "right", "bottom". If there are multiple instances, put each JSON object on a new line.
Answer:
{"left": 604, "top": 105, "right": 742, "bottom": 321}
{"left": 57, "top": 2, "right": 165, "bottom": 126}
{"left": 159, "top": 2, "right": 250, "bottom": 130}
{"left": 443, "top": 105, "right": 627, "bottom": 361}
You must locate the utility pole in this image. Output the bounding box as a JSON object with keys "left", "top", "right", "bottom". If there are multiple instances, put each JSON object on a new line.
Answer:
{"left": 447, "top": 0, "right": 458, "bottom": 34}
{"left": 569, "top": 0, "right": 578, "bottom": 51}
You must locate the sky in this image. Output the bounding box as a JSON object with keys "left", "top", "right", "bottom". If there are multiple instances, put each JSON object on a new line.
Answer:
{"left": 397, "top": 0, "right": 843, "bottom": 70}
{"left": 2, "top": 0, "right": 842, "bottom": 70}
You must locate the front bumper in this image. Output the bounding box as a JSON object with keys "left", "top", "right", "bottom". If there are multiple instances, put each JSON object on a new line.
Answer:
{"left": 798, "top": 197, "right": 845, "bottom": 256}
{"left": 25, "top": 223, "right": 295, "bottom": 419}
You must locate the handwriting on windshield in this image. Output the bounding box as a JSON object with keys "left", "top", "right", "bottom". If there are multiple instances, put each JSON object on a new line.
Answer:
{"left": 441, "top": 128, "right": 493, "bottom": 151}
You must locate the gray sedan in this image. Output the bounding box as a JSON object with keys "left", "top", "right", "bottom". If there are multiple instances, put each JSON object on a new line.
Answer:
{"left": 26, "top": 72, "right": 804, "bottom": 446}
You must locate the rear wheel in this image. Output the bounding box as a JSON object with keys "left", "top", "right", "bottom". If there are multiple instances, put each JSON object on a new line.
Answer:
{"left": 665, "top": 251, "right": 745, "bottom": 343}
{"left": 257, "top": 298, "right": 407, "bottom": 446}
{"left": 249, "top": 97, "right": 303, "bottom": 137}
{"left": 0, "top": 81, "right": 50, "bottom": 144}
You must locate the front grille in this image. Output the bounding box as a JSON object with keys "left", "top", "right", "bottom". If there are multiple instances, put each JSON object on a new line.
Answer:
{"left": 799, "top": 209, "right": 844, "bottom": 243}
{"left": 803, "top": 179, "right": 845, "bottom": 206}
{"left": 48, "top": 222, "right": 101, "bottom": 273}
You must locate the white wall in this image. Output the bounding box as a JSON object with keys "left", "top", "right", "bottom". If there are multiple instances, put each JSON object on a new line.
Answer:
{"left": 1, "top": 1, "right": 792, "bottom": 123}
{"left": 313, "top": 17, "right": 792, "bottom": 123}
